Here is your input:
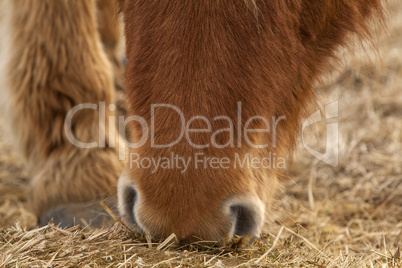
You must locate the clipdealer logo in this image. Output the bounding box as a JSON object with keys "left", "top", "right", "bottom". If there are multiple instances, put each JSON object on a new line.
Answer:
{"left": 64, "top": 101, "right": 339, "bottom": 168}
{"left": 302, "top": 101, "right": 339, "bottom": 167}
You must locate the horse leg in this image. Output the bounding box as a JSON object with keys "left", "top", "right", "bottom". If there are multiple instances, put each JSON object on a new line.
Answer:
{"left": 0, "top": 0, "right": 124, "bottom": 227}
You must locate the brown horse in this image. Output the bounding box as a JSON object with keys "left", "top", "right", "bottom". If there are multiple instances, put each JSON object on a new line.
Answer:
{"left": 0, "top": 0, "right": 384, "bottom": 241}
{"left": 117, "top": 0, "right": 384, "bottom": 241}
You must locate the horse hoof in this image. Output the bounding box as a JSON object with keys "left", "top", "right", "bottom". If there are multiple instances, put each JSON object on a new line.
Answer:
{"left": 39, "top": 199, "right": 119, "bottom": 229}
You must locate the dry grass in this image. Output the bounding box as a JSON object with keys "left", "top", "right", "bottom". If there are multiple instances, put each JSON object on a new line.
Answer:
{"left": 1, "top": 1, "right": 401, "bottom": 267}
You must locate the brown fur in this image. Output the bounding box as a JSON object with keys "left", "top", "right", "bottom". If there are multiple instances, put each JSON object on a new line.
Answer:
{"left": 0, "top": 0, "right": 123, "bottom": 217}
{"left": 97, "top": 0, "right": 128, "bottom": 116}
{"left": 120, "top": 0, "right": 384, "bottom": 240}
{"left": 0, "top": 0, "right": 384, "bottom": 239}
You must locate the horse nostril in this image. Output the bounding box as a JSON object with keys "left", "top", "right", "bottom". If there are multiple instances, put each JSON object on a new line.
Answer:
{"left": 117, "top": 172, "right": 144, "bottom": 233}
{"left": 121, "top": 186, "right": 137, "bottom": 224}
{"left": 230, "top": 205, "right": 258, "bottom": 237}
{"left": 225, "top": 196, "right": 265, "bottom": 238}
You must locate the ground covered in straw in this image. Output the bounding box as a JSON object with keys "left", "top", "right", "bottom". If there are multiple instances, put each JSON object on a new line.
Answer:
{"left": 1, "top": 1, "right": 401, "bottom": 267}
